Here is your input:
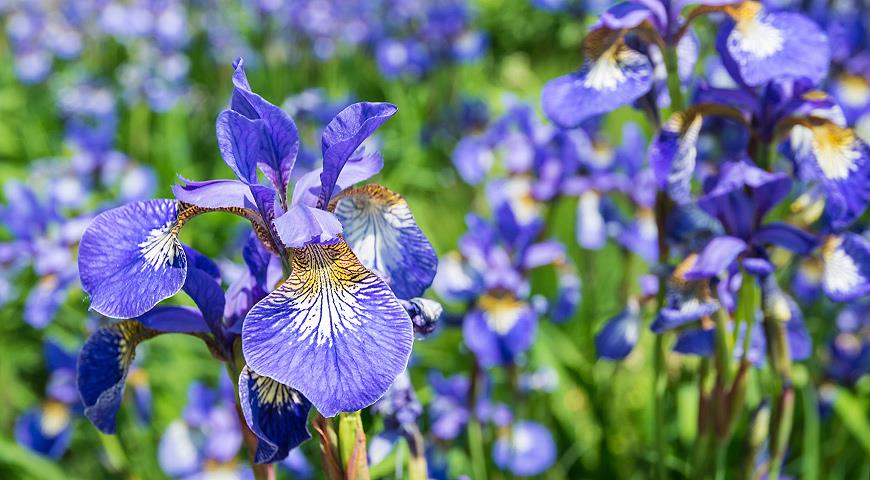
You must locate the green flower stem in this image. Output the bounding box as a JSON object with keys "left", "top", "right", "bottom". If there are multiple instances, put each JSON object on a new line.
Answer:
{"left": 761, "top": 286, "right": 794, "bottom": 480}
{"left": 98, "top": 432, "right": 128, "bottom": 472}
{"left": 768, "top": 386, "right": 795, "bottom": 480}
{"left": 652, "top": 189, "right": 672, "bottom": 480}
{"left": 313, "top": 414, "right": 344, "bottom": 480}
{"left": 467, "top": 361, "right": 488, "bottom": 480}
{"left": 467, "top": 417, "right": 488, "bottom": 480}
{"left": 663, "top": 45, "right": 686, "bottom": 114}
{"left": 652, "top": 333, "right": 668, "bottom": 480}
{"left": 338, "top": 411, "right": 370, "bottom": 480}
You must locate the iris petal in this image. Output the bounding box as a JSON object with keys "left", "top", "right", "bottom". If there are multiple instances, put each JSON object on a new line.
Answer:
{"left": 718, "top": 6, "right": 829, "bottom": 87}
{"left": 333, "top": 184, "right": 437, "bottom": 299}
{"left": 238, "top": 367, "right": 312, "bottom": 463}
{"left": 14, "top": 405, "right": 73, "bottom": 459}
{"left": 796, "top": 124, "right": 870, "bottom": 229}
{"left": 231, "top": 58, "right": 300, "bottom": 203}
{"left": 649, "top": 113, "right": 703, "bottom": 205}
{"left": 77, "top": 320, "right": 159, "bottom": 433}
{"left": 318, "top": 102, "right": 398, "bottom": 208}
{"left": 273, "top": 203, "right": 343, "bottom": 248}
{"left": 462, "top": 298, "right": 537, "bottom": 367}
{"left": 684, "top": 236, "right": 746, "bottom": 280}
{"left": 822, "top": 234, "right": 870, "bottom": 302}
{"left": 242, "top": 241, "right": 413, "bottom": 417}
{"left": 78, "top": 200, "right": 187, "bottom": 319}
{"left": 492, "top": 421, "right": 556, "bottom": 476}
{"left": 595, "top": 302, "right": 641, "bottom": 360}
{"left": 216, "top": 110, "right": 267, "bottom": 184}
{"left": 542, "top": 42, "right": 653, "bottom": 128}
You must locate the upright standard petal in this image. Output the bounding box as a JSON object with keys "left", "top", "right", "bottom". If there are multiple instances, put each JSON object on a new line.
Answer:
{"left": 542, "top": 34, "right": 652, "bottom": 128}
{"left": 717, "top": 3, "right": 829, "bottom": 87}
{"left": 242, "top": 242, "right": 413, "bottom": 417}
{"left": 231, "top": 59, "right": 300, "bottom": 202}
{"left": 77, "top": 320, "right": 159, "bottom": 433}
{"left": 216, "top": 110, "right": 266, "bottom": 184}
{"left": 333, "top": 185, "right": 437, "bottom": 299}
{"left": 78, "top": 200, "right": 187, "bottom": 319}
{"left": 238, "top": 367, "right": 311, "bottom": 464}
{"left": 318, "top": 102, "right": 398, "bottom": 208}
{"left": 821, "top": 234, "right": 870, "bottom": 302}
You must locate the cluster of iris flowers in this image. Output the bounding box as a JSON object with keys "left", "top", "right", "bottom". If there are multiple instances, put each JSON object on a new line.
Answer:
{"left": 2, "top": 0, "right": 870, "bottom": 479}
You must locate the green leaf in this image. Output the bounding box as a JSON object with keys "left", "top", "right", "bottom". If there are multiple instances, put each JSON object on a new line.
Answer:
{"left": 0, "top": 437, "right": 68, "bottom": 480}
{"left": 832, "top": 386, "right": 870, "bottom": 455}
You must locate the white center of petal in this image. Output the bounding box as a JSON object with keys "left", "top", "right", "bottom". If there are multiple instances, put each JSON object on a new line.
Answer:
{"left": 733, "top": 16, "right": 784, "bottom": 58}
{"left": 138, "top": 221, "right": 181, "bottom": 269}
{"left": 811, "top": 125, "right": 861, "bottom": 180}
{"left": 583, "top": 46, "right": 627, "bottom": 92}
{"left": 40, "top": 402, "right": 70, "bottom": 436}
{"left": 512, "top": 427, "right": 534, "bottom": 454}
{"left": 824, "top": 238, "right": 864, "bottom": 294}
{"left": 480, "top": 295, "right": 524, "bottom": 335}
{"left": 839, "top": 75, "right": 870, "bottom": 108}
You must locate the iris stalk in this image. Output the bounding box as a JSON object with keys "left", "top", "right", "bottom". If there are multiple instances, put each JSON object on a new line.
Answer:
{"left": 338, "top": 411, "right": 370, "bottom": 480}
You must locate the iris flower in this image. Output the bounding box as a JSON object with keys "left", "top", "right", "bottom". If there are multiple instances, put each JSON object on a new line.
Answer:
{"left": 76, "top": 58, "right": 437, "bottom": 462}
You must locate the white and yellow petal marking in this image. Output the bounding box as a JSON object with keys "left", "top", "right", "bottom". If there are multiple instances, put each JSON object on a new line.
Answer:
{"left": 333, "top": 184, "right": 437, "bottom": 299}
{"left": 40, "top": 401, "right": 71, "bottom": 437}
{"left": 837, "top": 74, "right": 870, "bottom": 109}
{"left": 822, "top": 236, "right": 865, "bottom": 297}
{"left": 250, "top": 369, "right": 305, "bottom": 407}
{"left": 479, "top": 294, "right": 526, "bottom": 335}
{"left": 237, "top": 366, "right": 311, "bottom": 463}
{"left": 583, "top": 43, "right": 649, "bottom": 92}
{"left": 138, "top": 219, "right": 183, "bottom": 270}
{"left": 727, "top": 2, "right": 783, "bottom": 58}
{"left": 810, "top": 123, "right": 863, "bottom": 180}
{"left": 242, "top": 241, "right": 413, "bottom": 417}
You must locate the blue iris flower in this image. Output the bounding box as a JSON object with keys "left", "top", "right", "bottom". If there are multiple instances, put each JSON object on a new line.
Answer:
{"left": 75, "top": 58, "right": 438, "bottom": 463}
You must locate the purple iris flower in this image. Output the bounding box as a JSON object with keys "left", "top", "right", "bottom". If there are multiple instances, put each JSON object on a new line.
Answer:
{"left": 692, "top": 75, "right": 870, "bottom": 230}
{"left": 492, "top": 421, "right": 557, "bottom": 476}
{"left": 77, "top": 238, "right": 312, "bottom": 463}
{"left": 15, "top": 340, "right": 80, "bottom": 459}
{"left": 435, "top": 204, "right": 571, "bottom": 366}
{"left": 681, "top": 160, "right": 817, "bottom": 281}
{"left": 715, "top": 2, "right": 829, "bottom": 88}
{"left": 77, "top": 58, "right": 437, "bottom": 460}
